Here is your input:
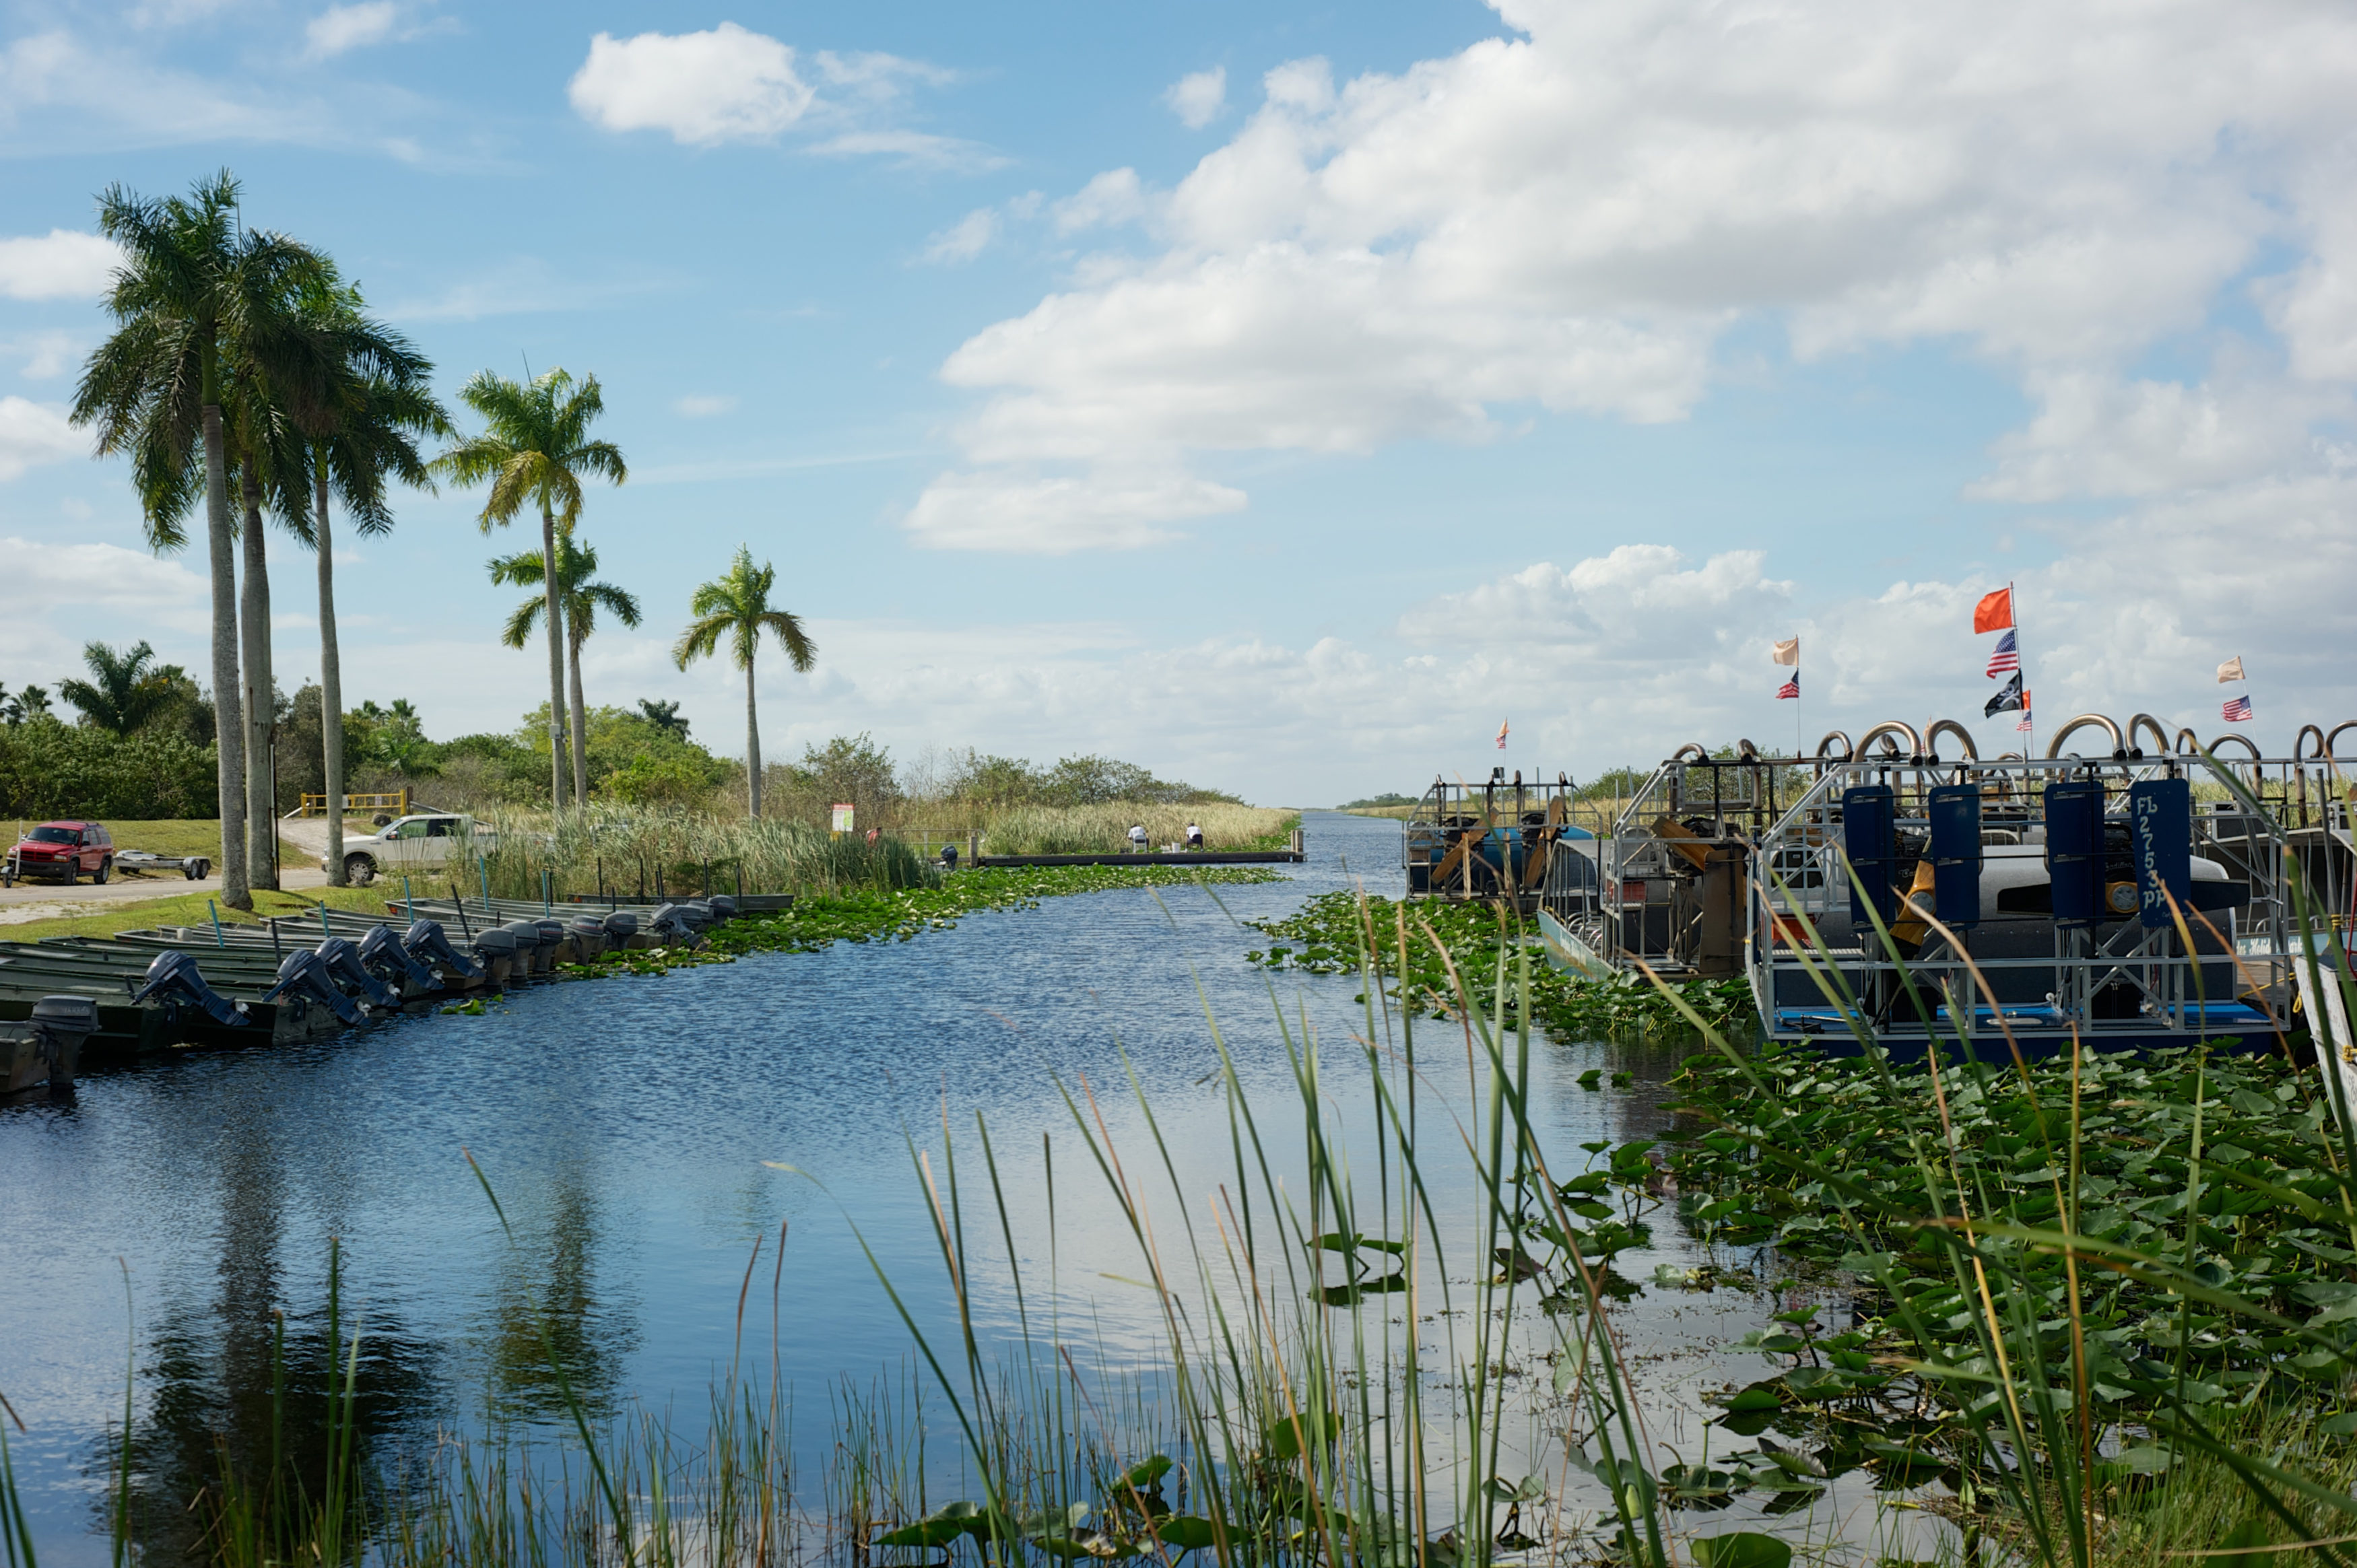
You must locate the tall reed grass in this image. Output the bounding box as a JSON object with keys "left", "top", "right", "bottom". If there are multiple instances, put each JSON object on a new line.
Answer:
{"left": 974, "top": 803, "right": 1294, "bottom": 856}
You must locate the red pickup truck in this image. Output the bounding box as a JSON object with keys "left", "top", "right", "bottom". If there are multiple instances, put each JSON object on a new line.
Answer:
{"left": 3, "top": 821, "right": 114, "bottom": 886}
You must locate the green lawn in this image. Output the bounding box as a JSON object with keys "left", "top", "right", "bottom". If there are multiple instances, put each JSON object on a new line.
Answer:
{"left": 0, "top": 883, "right": 405, "bottom": 945}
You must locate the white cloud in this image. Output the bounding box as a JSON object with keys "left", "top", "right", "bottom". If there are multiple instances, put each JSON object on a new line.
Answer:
{"left": 806, "top": 129, "right": 1005, "bottom": 170}
{"left": 302, "top": 1, "right": 398, "bottom": 59}
{"left": 1053, "top": 169, "right": 1148, "bottom": 235}
{"left": 566, "top": 25, "right": 982, "bottom": 165}
{"left": 0, "top": 398, "right": 81, "bottom": 481}
{"left": 0, "top": 230, "right": 121, "bottom": 300}
{"left": 0, "top": 28, "right": 333, "bottom": 149}
{"left": 908, "top": 0, "right": 2357, "bottom": 551}
{"left": 380, "top": 257, "right": 671, "bottom": 321}
{"left": 1970, "top": 368, "right": 2349, "bottom": 502}
{"left": 9, "top": 331, "right": 81, "bottom": 378}
{"left": 1164, "top": 67, "right": 1225, "bottom": 130}
{"left": 569, "top": 22, "right": 816, "bottom": 145}
{"left": 673, "top": 394, "right": 738, "bottom": 418}
{"left": 0, "top": 536, "right": 208, "bottom": 677}
{"left": 902, "top": 469, "right": 1247, "bottom": 553}
{"left": 923, "top": 208, "right": 998, "bottom": 266}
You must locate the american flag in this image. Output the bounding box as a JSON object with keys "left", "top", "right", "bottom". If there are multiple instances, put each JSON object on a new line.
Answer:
{"left": 2223, "top": 695, "right": 2254, "bottom": 722}
{"left": 1985, "top": 629, "right": 2019, "bottom": 677}
{"left": 2018, "top": 694, "right": 2033, "bottom": 732}
{"left": 1775, "top": 671, "right": 1799, "bottom": 700}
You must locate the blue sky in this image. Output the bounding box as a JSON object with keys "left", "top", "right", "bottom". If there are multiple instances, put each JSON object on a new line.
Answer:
{"left": 3, "top": 0, "right": 2354, "bottom": 803}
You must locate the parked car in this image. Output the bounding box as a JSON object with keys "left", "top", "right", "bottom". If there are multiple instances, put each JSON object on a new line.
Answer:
{"left": 329, "top": 813, "right": 496, "bottom": 885}
{"left": 3, "top": 821, "right": 114, "bottom": 887}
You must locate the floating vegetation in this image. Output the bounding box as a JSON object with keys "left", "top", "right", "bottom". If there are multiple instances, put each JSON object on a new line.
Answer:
{"left": 1243, "top": 889, "right": 1754, "bottom": 1040}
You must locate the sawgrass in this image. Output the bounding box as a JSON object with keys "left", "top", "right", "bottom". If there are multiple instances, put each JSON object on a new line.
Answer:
{"left": 974, "top": 802, "right": 1296, "bottom": 856}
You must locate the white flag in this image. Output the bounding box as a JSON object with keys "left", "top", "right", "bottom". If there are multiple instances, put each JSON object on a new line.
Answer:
{"left": 2217, "top": 656, "right": 2245, "bottom": 684}
{"left": 1770, "top": 637, "right": 1800, "bottom": 667}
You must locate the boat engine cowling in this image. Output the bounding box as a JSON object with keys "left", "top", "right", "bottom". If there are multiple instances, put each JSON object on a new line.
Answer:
{"left": 707, "top": 894, "right": 737, "bottom": 922}
{"left": 361, "top": 923, "right": 438, "bottom": 990}
{"left": 402, "top": 918, "right": 482, "bottom": 979}
{"left": 646, "top": 904, "right": 696, "bottom": 943}
{"left": 264, "top": 951, "right": 364, "bottom": 1026}
{"left": 674, "top": 900, "right": 715, "bottom": 930}
{"left": 318, "top": 936, "right": 403, "bottom": 1009}
{"left": 131, "top": 951, "right": 250, "bottom": 1027}
{"left": 601, "top": 911, "right": 639, "bottom": 941}
{"left": 29, "top": 994, "right": 98, "bottom": 1087}
{"left": 566, "top": 917, "right": 608, "bottom": 959}
{"left": 468, "top": 926, "right": 519, "bottom": 972}
{"left": 499, "top": 920, "right": 553, "bottom": 972}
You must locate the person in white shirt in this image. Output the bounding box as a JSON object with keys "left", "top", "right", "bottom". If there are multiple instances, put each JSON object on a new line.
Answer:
{"left": 1129, "top": 823, "right": 1148, "bottom": 853}
{"left": 1185, "top": 821, "right": 1203, "bottom": 849}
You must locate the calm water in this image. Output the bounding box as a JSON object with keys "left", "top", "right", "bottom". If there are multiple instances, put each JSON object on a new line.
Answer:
{"left": 0, "top": 813, "right": 1920, "bottom": 1563}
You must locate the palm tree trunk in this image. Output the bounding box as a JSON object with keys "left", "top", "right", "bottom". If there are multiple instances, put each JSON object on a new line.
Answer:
{"left": 240, "top": 469, "right": 277, "bottom": 890}
{"left": 201, "top": 394, "right": 249, "bottom": 909}
{"left": 317, "top": 462, "right": 347, "bottom": 887}
{"left": 540, "top": 501, "right": 570, "bottom": 811}
{"left": 745, "top": 654, "right": 762, "bottom": 819}
{"left": 567, "top": 630, "right": 590, "bottom": 805}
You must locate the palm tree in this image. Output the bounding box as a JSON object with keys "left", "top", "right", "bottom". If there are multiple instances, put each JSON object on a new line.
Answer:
{"left": 4, "top": 685, "right": 53, "bottom": 725}
{"left": 638, "top": 699, "right": 689, "bottom": 741}
{"left": 432, "top": 370, "right": 627, "bottom": 811}
{"left": 57, "top": 640, "right": 174, "bottom": 735}
{"left": 672, "top": 547, "right": 816, "bottom": 818}
{"left": 490, "top": 532, "right": 642, "bottom": 799}
{"left": 74, "top": 171, "right": 357, "bottom": 906}
{"left": 286, "top": 289, "right": 444, "bottom": 885}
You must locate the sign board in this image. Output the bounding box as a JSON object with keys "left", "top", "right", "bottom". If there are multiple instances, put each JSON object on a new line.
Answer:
{"left": 831, "top": 803, "right": 856, "bottom": 833}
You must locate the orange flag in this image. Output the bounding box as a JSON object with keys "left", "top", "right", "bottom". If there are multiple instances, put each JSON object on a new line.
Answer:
{"left": 1972, "top": 586, "right": 2014, "bottom": 634}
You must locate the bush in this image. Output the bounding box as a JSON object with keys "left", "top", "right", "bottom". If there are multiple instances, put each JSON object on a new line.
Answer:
{"left": 0, "top": 719, "right": 220, "bottom": 818}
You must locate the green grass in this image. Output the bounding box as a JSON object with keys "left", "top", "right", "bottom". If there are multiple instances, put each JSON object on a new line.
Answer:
{"left": 0, "top": 884, "right": 403, "bottom": 944}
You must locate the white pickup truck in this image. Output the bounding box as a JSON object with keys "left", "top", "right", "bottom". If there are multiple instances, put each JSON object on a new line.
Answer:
{"left": 327, "top": 813, "right": 497, "bottom": 886}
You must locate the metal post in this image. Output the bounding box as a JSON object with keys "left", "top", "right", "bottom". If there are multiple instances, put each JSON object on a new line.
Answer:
{"left": 319, "top": 905, "right": 331, "bottom": 940}
{"left": 450, "top": 881, "right": 471, "bottom": 939}
{"left": 403, "top": 876, "right": 413, "bottom": 918}
{"left": 209, "top": 899, "right": 224, "bottom": 949}
{"left": 543, "top": 868, "right": 552, "bottom": 916}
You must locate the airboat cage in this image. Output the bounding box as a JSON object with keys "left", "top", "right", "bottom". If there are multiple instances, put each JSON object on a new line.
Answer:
{"left": 1403, "top": 716, "right": 2357, "bottom": 1055}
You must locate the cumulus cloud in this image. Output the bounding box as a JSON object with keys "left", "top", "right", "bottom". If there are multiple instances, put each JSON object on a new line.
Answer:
{"left": 0, "top": 398, "right": 82, "bottom": 481}
{"left": 1052, "top": 168, "right": 1148, "bottom": 235}
{"left": 567, "top": 24, "right": 977, "bottom": 164}
{"left": 302, "top": 1, "right": 398, "bottom": 59}
{"left": 1164, "top": 67, "right": 1225, "bottom": 130}
{"left": 1970, "top": 369, "right": 2349, "bottom": 502}
{"left": 569, "top": 22, "right": 816, "bottom": 145}
{"left": 906, "top": 0, "right": 2357, "bottom": 551}
{"left": 0, "top": 229, "right": 121, "bottom": 300}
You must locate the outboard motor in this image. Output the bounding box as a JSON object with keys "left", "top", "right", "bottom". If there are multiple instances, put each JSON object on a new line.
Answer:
{"left": 264, "top": 951, "right": 364, "bottom": 1027}
{"left": 29, "top": 995, "right": 99, "bottom": 1089}
{"left": 469, "top": 926, "right": 520, "bottom": 986}
{"left": 533, "top": 918, "right": 567, "bottom": 963}
{"left": 566, "top": 916, "right": 609, "bottom": 960}
{"left": 707, "top": 894, "right": 738, "bottom": 922}
{"left": 361, "top": 923, "right": 439, "bottom": 992}
{"left": 317, "top": 936, "right": 402, "bottom": 1009}
{"left": 601, "top": 911, "right": 640, "bottom": 944}
{"left": 131, "top": 951, "right": 250, "bottom": 1027}
{"left": 500, "top": 920, "right": 552, "bottom": 975}
{"left": 646, "top": 904, "right": 696, "bottom": 944}
{"left": 673, "top": 899, "right": 715, "bottom": 930}
{"left": 403, "top": 918, "right": 482, "bottom": 980}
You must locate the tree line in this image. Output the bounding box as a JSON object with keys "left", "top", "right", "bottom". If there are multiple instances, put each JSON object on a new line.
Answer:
{"left": 65, "top": 169, "right": 817, "bottom": 909}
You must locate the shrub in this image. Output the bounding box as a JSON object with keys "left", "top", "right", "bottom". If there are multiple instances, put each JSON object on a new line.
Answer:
{"left": 0, "top": 720, "right": 220, "bottom": 819}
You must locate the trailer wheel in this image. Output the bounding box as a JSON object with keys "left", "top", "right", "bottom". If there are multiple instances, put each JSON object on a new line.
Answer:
{"left": 345, "top": 854, "right": 376, "bottom": 887}
{"left": 185, "top": 861, "right": 205, "bottom": 880}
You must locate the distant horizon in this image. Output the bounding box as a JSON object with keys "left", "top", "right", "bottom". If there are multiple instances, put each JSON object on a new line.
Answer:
{"left": 3, "top": 0, "right": 2352, "bottom": 805}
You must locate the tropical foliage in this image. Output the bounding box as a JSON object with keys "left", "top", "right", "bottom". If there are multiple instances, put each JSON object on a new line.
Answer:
{"left": 0, "top": 722, "right": 219, "bottom": 818}
{"left": 673, "top": 545, "right": 815, "bottom": 818}
{"left": 434, "top": 368, "right": 627, "bottom": 809}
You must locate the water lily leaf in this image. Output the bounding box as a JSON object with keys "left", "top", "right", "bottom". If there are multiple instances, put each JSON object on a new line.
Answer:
{"left": 1120, "top": 1456, "right": 1173, "bottom": 1490}
{"left": 1155, "top": 1518, "right": 1218, "bottom": 1553}
{"left": 1690, "top": 1531, "right": 1791, "bottom": 1568}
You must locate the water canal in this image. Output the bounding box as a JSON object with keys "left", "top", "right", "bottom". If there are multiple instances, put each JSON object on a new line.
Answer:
{"left": 0, "top": 811, "right": 1938, "bottom": 1564}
